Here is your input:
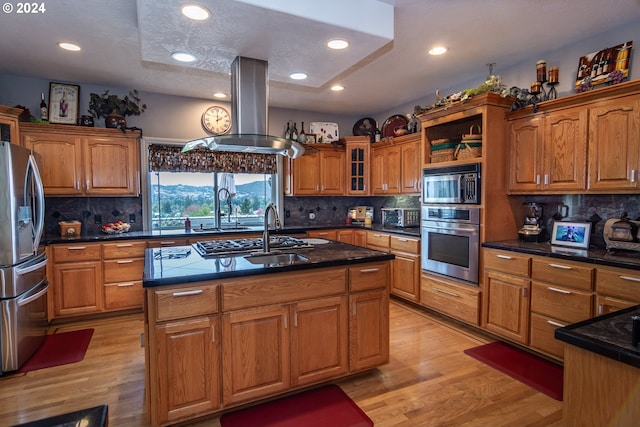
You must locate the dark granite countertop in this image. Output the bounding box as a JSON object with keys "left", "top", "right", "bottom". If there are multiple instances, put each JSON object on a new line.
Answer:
{"left": 12, "top": 404, "right": 108, "bottom": 427}
{"left": 44, "top": 223, "right": 420, "bottom": 245}
{"left": 555, "top": 305, "right": 640, "bottom": 369}
{"left": 482, "top": 239, "right": 640, "bottom": 270}
{"left": 143, "top": 239, "right": 395, "bottom": 287}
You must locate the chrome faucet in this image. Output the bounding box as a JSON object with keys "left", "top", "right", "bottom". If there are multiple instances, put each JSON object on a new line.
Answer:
{"left": 216, "top": 187, "right": 232, "bottom": 227}
{"left": 263, "top": 203, "right": 281, "bottom": 253}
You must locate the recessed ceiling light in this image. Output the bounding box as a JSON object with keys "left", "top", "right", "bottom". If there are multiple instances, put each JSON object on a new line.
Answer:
{"left": 331, "top": 85, "right": 345, "bottom": 91}
{"left": 327, "top": 39, "right": 349, "bottom": 50}
{"left": 171, "top": 51, "right": 197, "bottom": 62}
{"left": 289, "top": 72, "right": 308, "bottom": 80}
{"left": 58, "top": 42, "right": 81, "bottom": 51}
{"left": 181, "top": 4, "right": 210, "bottom": 21}
{"left": 213, "top": 92, "right": 226, "bottom": 98}
{"left": 429, "top": 46, "right": 447, "bottom": 55}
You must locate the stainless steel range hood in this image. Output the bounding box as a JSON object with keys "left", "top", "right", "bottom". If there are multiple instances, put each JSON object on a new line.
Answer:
{"left": 182, "top": 56, "right": 307, "bottom": 158}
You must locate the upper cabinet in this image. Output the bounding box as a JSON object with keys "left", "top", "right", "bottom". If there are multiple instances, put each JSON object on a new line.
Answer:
{"left": 371, "top": 133, "right": 421, "bottom": 195}
{"left": 344, "top": 137, "right": 370, "bottom": 196}
{"left": 20, "top": 123, "right": 140, "bottom": 196}
{"left": 286, "top": 144, "right": 345, "bottom": 196}
{"left": 0, "top": 105, "right": 22, "bottom": 145}
{"left": 507, "top": 79, "right": 640, "bottom": 194}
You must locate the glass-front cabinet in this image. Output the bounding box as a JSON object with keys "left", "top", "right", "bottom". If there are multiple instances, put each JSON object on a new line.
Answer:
{"left": 345, "top": 139, "right": 370, "bottom": 195}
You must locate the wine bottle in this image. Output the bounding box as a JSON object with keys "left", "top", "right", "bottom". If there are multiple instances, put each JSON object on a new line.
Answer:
{"left": 298, "top": 121, "right": 307, "bottom": 143}
{"left": 40, "top": 93, "right": 48, "bottom": 120}
{"left": 291, "top": 122, "right": 299, "bottom": 141}
{"left": 284, "top": 121, "right": 291, "bottom": 139}
{"left": 374, "top": 122, "right": 381, "bottom": 142}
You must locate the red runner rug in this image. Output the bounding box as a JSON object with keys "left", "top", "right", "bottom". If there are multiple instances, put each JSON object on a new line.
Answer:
{"left": 18, "top": 329, "right": 94, "bottom": 373}
{"left": 220, "top": 384, "right": 374, "bottom": 427}
{"left": 464, "top": 341, "right": 563, "bottom": 401}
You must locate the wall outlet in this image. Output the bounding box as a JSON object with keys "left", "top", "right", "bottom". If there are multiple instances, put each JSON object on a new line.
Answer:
{"left": 309, "top": 211, "right": 316, "bottom": 220}
{"left": 129, "top": 213, "right": 136, "bottom": 223}
{"left": 94, "top": 214, "right": 102, "bottom": 224}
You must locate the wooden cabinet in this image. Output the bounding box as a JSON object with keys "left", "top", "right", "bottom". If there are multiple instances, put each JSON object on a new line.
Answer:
{"left": 289, "top": 145, "right": 345, "bottom": 195}
{"left": 50, "top": 243, "right": 103, "bottom": 317}
{"left": 306, "top": 229, "right": 338, "bottom": 241}
{"left": 336, "top": 229, "right": 354, "bottom": 244}
{"left": 389, "top": 235, "right": 420, "bottom": 302}
{"left": 595, "top": 265, "right": 640, "bottom": 315}
{"left": 400, "top": 137, "right": 421, "bottom": 193}
{"left": 482, "top": 248, "right": 531, "bottom": 344}
{"left": 371, "top": 144, "right": 401, "bottom": 194}
{"left": 0, "top": 105, "right": 22, "bottom": 145}
{"left": 349, "top": 290, "right": 389, "bottom": 372}
{"left": 354, "top": 230, "right": 367, "bottom": 247}
{"left": 21, "top": 123, "right": 140, "bottom": 196}
{"left": 421, "top": 272, "right": 481, "bottom": 326}
{"left": 102, "top": 241, "right": 146, "bottom": 311}
{"left": 508, "top": 107, "right": 588, "bottom": 193}
{"left": 344, "top": 138, "right": 370, "bottom": 195}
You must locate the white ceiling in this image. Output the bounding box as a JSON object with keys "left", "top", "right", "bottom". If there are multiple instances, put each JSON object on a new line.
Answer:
{"left": 1, "top": 0, "right": 640, "bottom": 115}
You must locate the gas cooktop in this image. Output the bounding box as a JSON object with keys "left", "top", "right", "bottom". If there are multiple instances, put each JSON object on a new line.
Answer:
{"left": 193, "top": 236, "right": 312, "bottom": 258}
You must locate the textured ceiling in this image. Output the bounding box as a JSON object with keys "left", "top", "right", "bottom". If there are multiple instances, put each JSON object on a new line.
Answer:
{"left": 0, "top": 0, "right": 639, "bottom": 115}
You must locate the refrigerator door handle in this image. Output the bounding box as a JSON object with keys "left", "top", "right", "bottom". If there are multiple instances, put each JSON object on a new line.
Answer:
{"left": 17, "top": 280, "right": 48, "bottom": 307}
{"left": 15, "top": 257, "right": 47, "bottom": 276}
{"left": 27, "top": 154, "right": 45, "bottom": 251}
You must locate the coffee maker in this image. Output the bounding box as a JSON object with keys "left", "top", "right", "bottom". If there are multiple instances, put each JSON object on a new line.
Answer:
{"left": 518, "top": 202, "right": 546, "bottom": 242}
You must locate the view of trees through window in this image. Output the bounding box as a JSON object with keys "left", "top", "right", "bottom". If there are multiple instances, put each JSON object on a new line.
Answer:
{"left": 149, "top": 171, "right": 276, "bottom": 230}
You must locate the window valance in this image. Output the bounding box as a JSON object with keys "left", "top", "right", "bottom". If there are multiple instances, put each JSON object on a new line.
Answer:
{"left": 148, "top": 144, "right": 278, "bottom": 174}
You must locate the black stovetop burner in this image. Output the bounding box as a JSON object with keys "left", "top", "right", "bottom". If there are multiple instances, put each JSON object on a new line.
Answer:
{"left": 193, "top": 236, "right": 311, "bottom": 257}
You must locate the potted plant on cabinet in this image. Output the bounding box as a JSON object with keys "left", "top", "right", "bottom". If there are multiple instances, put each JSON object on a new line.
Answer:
{"left": 88, "top": 89, "right": 146, "bottom": 128}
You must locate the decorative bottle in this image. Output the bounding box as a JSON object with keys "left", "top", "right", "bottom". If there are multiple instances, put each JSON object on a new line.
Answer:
{"left": 284, "top": 121, "right": 291, "bottom": 139}
{"left": 298, "top": 121, "right": 307, "bottom": 143}
{"left": 374, "top": 122, "right": 381, "bottom": 142}
{"left": 291, "top": 122, "right": 299, "bottom": 141}
{"left": 39, "top": 93, "right": 48, "bottom": 120}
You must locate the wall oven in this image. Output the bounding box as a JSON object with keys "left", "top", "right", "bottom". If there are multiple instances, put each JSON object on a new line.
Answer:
{"left": 421, "top": 205, "right": 480, "bottom": 285}
{"left": 422, "top": 163, "right": 480, "bottom": 204}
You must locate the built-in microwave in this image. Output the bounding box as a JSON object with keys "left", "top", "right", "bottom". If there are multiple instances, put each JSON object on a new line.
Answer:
{"left": 422, "top": 163, "right": 480, "bottom": 204}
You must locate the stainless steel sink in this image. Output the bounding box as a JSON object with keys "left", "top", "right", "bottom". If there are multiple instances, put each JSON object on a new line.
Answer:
{"left": 244, "top": 252, "right": 310, "bottom": 265}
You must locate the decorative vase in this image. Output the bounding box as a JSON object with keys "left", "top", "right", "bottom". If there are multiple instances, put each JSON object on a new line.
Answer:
{"left": 105, "top": 110, "right": 126, "bottom": 128}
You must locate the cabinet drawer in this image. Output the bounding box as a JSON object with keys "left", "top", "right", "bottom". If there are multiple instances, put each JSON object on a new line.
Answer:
{"left": 307, "top": 230, "right": 338, "bottom": 241}
{"left": 349, "top": 262, "right": 389, "bottom": 292}
{"left": 104, "top": 280, "right": 143, "bottom": 310}
{"left": 483, "top": 249, "right": 530, "bottom": 276}
{"left": 531, "top": 281, "right": 593, "bottom": 323}
{"left": 420, "top": 274, "right": 480, "bottom": 325}
{"left": 52, "top": 243, "right": 101, "bottom": 262}
{"left": 390, "top": 235, "right": 420, "bottom": 253}
{"left": 153, "top": 282, "right": 219, "bottom": 322}
{"left": 367, "top": 232, "right": 390, "bottom": 249}
{"left": 596, "top": 268, "right": 640, "bottom": 302}
{"left": 103, "top": 241, "right": 146, "bottom": 259}
{"left": 530, "top": 312, "right": 567, "bottom": 360}
{"left": 147, "top": 238, "right": 189, "bottom": 248}
{"left": 532, "top": 258, "right": 594, "bottom": 291}
{"left": 103, "top": 258, "right": 144, "bottom": 283}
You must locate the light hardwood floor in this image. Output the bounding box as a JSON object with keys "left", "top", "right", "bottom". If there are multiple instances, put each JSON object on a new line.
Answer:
{"left": 0, "top": 300, "right": 563, "bottom": 426}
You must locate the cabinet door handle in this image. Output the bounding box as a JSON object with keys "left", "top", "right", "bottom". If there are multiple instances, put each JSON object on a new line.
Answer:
{"left": 211, "top": 325, "right": 215, "bottom": 342}
{"left": 496, "top": 254, "right": 513, "bottom": 260}
{"left": 359, "top": 268, "right": 379, "bottom": 273}
{"left": 172, "top": 290, "right": 203, "bottom": 297}
{"left": 620, "top": 275, "right": 640, "bottom": 283}
{"left": 536, "top": 175, "right": 540, "bottom": 185}
{"left": 433, "top": 287, "right": 459, "bottom": 297}
{"left": 547, "top": 286, "right": 571, "bottom": 295}
{"left": 548, "top": 263, "right": 572, "bottom": 270}
{"left": 284, "top": 313, "right": 288, "bottom": 329}
{"left": 547, "top": 320, "right": 566, "bottom": 328}
{"left": 352, "top": 302, "right": 357, "bottom": 316}
{"left": 632, "top": 170, "right": 637, "bottom": 183}
{"left": 67, "top": 246, "right": 87, "bottom": 250}
{"left": 294, "top": 313, "right": 298, "bottom": 327}
{"left": 598, "top": 304, "right": 604, "bottom": 315}
{"left": 116, "top": 260, "right": 134, "bottom": 264}
{"left": 522, "top": 287, "right": 528, "bottom": 297}
{"left": 544, "top": 174, "right": 549, "bottom": 185}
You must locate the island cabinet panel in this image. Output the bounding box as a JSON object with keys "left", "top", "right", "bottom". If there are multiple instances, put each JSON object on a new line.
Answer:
{"left": 349, "top": 290, "right": 389, "bottom": 372}
{"left": 221, "top": 268, "right": 346, "bottom": 311}
{"left": 222, "top": 304, "right": 290, "bottom": 405}
{"left": 348, "top": 262, "right": 389, "bottom": 292}
{"left": 595, "top": 266, "right": 640, "bottom": 315}
{"left": 153, "top": 316, "right": 220, "bottom": 426}
{"left": 291, "top": 295, "right": 348, "bottom": 387}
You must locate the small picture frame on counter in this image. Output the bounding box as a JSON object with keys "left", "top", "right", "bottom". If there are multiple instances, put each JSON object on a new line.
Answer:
{"left": 305, "top": 134, "right": 317, "bottom": 144}
{"left": 48, "top": 82, "right": 80, "bottom": 125}
{"left": 551, "top": 221, "right": 591, "bottom": 249}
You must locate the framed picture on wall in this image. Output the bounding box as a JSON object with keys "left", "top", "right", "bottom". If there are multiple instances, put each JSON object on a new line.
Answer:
{"left": 575, "top": 41, "right": 632, "bottom": 90}
{"left": 48, "top": 82, "right": 80, "bottom": 124}
{"left": 551, "top": 221, "right": 592, "bottom": 249}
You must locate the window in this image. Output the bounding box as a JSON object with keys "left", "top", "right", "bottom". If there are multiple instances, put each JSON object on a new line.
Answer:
{"left": 141, "top": 137, "right": 282, "bottom": 231}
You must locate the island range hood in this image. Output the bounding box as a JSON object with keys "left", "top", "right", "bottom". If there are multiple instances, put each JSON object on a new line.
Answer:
{"left": 182, "top": 56, "right": 307, "bottom": 158}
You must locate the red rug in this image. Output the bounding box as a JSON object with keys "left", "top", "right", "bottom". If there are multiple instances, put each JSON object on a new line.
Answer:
{"left": 18, "top": 329, "right": 94, "bottom": 373}
{"left": 220, "top": 384, "right": 373, "bottom": 427}
{"left": 464, "top": 341, "right": 563, "bottom": 401}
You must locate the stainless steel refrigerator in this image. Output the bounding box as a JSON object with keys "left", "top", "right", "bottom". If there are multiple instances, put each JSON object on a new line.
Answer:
{"left": 0, "top": 141, "right": 48, "bottom": 374}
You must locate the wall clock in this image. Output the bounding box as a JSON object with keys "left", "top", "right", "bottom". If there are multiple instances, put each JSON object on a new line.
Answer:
{"left": 201, "top": 105, "right": 231, "bottom": 135}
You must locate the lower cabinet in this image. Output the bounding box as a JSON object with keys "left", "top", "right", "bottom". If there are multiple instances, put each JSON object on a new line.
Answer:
{"left": 390, "top": 235, "right": 420, "bottom": 303}
{"left": 102, "top": 241, "right": 146, "bottom": 311}
{"left": 349, "top": 290, "right": 389, "bottom": 371}
{"left": 595, "top": 266, "right": 640, "bottom": 315}
{"left": 420, "top": 272, "right": 481, "bottom": 326}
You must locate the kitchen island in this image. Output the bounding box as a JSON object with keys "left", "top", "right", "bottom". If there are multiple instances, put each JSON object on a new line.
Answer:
{"left": 142, "top": 238, "right": 393, "bottom": 427}
{"left": 555, "top": 305, "right": 640, "bottom": 427}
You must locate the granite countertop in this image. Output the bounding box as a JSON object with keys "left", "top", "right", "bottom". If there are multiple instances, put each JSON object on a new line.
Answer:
{"left": 44, "top": 223, "right": 420, "bottom": 245}
{"left": 555, "top": 305, "right": 640, "bottom": 369}
{"left": 482, "top": 239, "right": 640, "bottom": 270}
{"left": 143, "top": 239, "right": 395, "bottom": 287}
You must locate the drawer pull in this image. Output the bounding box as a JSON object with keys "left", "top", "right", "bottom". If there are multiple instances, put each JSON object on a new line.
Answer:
{"left": 433, "top": 287, "right": 459, "bottom": 297}
{"left": 116, "top": 260, "right": 134, "bottom": 264}
{"left": 116, "top": 243, "right": 133, "bottom": 247}
{"left": 359, "top": 268, "right": 380, "bottom": 273}
{"left": 172, "top": 290, "right": 203, "bottom": 297}
{"left": 620, "top": 275, "right": 640, "bottom": 283}
{"left": 397, "top": 238, "right": 409, "bottom": 242}
{"left": 547, "top": 286, "right": 571, "bottom": 295}
{"left": 548, "top": 263, "right": 572, "bottom": 270}
{"left": 547, "top": 320, "right": 566, "bottom": 328}
{"left": 372, "top": 234, "right": 384, "bottom": 237}
{"left": 117, "top": 283, "right": 135, "bottom": 287}
{"left": 496, "top": 254, "right": 513, "bottom": 260}
{"left": 67, "top": 246, "right": 87, "bottom": 250}
{"left": 160, "top": 241, "right": 176, "bottom": 245}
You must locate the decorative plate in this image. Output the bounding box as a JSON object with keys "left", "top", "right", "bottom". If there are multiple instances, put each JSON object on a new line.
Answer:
{"left": 352, "top": 117, "right": 376, "bottom": 137}
{"left": 381, "top": 114, "right": 409, "bottom": 137}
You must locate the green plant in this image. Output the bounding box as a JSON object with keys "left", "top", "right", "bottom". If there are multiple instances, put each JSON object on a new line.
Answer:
{"left": 88, "top": 89, "right": 147, "bottom": 118}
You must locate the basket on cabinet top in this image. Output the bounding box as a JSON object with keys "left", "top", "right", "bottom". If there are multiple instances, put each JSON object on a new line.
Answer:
{"left": 455, "top": 125, "right": 482, "bottom": 160}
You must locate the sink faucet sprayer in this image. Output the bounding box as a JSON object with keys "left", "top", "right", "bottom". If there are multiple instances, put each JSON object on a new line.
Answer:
{"left": 216, "top": 187, "right": 233, "bottom": 227}
{"left": 263, "top": 203, "right": 281, "bottom": 253}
